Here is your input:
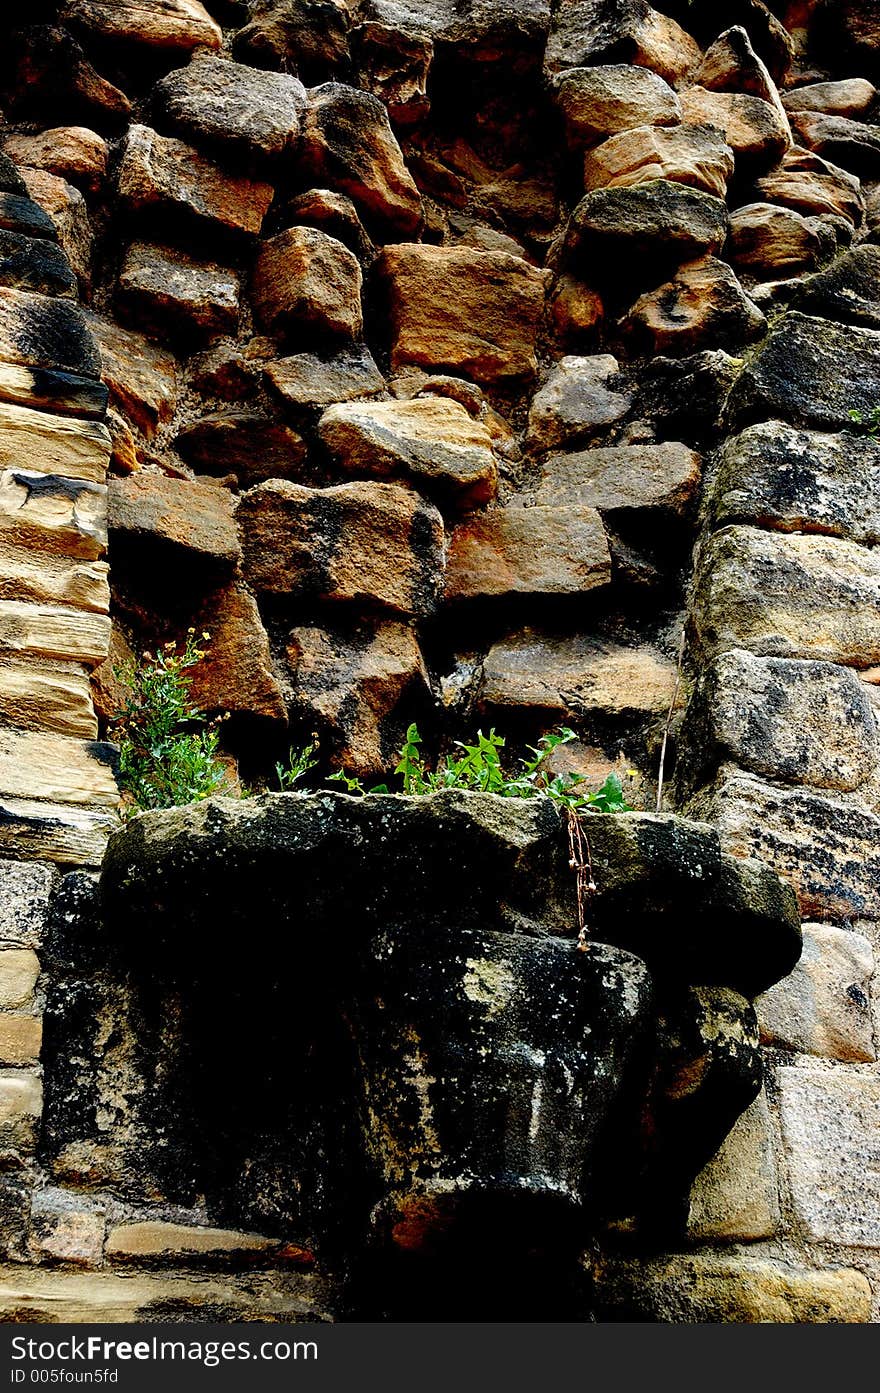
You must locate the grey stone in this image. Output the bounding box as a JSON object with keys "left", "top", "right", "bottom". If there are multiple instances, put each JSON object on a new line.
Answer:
{"left": 554, "top": 64, "right": 681, "bottom": 150}
{"left": 0, "top": 859, "right": 56, "bottom": 948}
{"left": 116, "top": 243, "right": 240, "bottom": 348}
{"left": 264, "top": 347, "right": 385, "bottom": 414}
{"left": 790, "top": 110, "right": 880, "bottom": 176}
{"left": 154, "top": 55, "right": 308, "bottom": 166}
{"left": 758, "top": 923, "right": 875, "bottom": 1062}
{"left": 796, "top": 244, "right": 880, "bottom": 330}
{"left": 536, "top": 441, "right": 701, "bottom": 518}
{"left": 526, "top": 355, "right": 632, "bottom": 452}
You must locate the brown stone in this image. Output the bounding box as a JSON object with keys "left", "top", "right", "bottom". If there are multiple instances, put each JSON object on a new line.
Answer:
{"left": 753, "top": 146, "right": 864, "bottom": 226}
{"left": 83, "top": 313, "right": 178, "bottom": 439}
{"left": 621, "top": 257, "right": 766, "bottom": 355}
{"left": 0, "top": 661, "right": 99, "bottom": 740}
{"left": 18, "top": 169, "right": 92, "bottom": 290}
{"left": 758, "top": 923, "right": 875, "bottom": 1062}
{"left": 535, "top": 441, "right": 701, "bottom": 518}
{"left": 318, "top": 396, "right": 498, "bottom": 509}
{"left": 155, "top": 55, "right": 308, "bottom": 167}
{"left": 106, "top": 410, "right": 139, "bottom": 476}
{"left": 187, "top": 584, "right": 287, "bottom": 724}
{"left": 3, "top": 128, "right": 108, "bottom": 195}
{"left": 116, "top": 126, "right": 274, "bottom": 241}
{"left": 377, "top": 244, "right": 546, "bottom": 385}
{"left": 687, "top": 1091, "right": 781, "bottom": 1242}
{"left": 548, "top": 276, "right": 604, "bottom": 349}
{"left": 0, "top": 1017, "right": 42, "bottom": 1067}
{"left": 0, "top": 471, "right": 107, "bottom": 561}
{"left": 175, "top": 413, "right": 309, "bottom": 487}
{"left": 545, "top": 0, "right": 702, "bottom": 86}
{"left": 264, "top": 347, "right": 385, "bottom": 413}
{"left": 728, "top": 201, "right": 833, "bottom": 278}
{"left": 351, "top": 19, "right": 433, "bottom": 127}
{"left": 105, "top": 1221, "right": 278, "bottom": 1262}
{"left": 789, "top": 110, "right": 880, "bottom": 176}
{"left": 695, "top": 24, "right": 792, "bottom": 144}
{"left": 117, "top": 242, "right": 240, "bottom": 347}
{"left": 0, "top": 364, "right": 107, "bottom": 422}
{"left": 63, "top": 0, "right": 222, "bottom": 53}
{"left": 0, "top": 952, "right": 40, "bottom": 1009}
{"left": 0, "top": 602, "right": 110, "bottom": 666}
{"left": 527, "top": 355, "right": 632, "bottom": 453}
{"left": 783, "top": 78, "right": 876, "bottom": 118}
{"left": 237, "top": 479, "right": 445, "bottom": 617}
{"left": 444, "top": 504, "right": 610, "bottom": 601}
{"left": 302, "top": 83, "right": 423, "bottom": 238}
{"left": 286, "top": 620, "right": 429, "bottom": 777}
{"left": 583, "top": 123, "right": 735, "bottom": 198}
{"left": 680, "top": 86, "right": 791, "bottom": 165}
{"left": 554, "top": 64, "right": 681, "bottom": 151}
{"left": 108, "top": 474, "right": 240, "bottom": 574}
{"left": 0, "top": 403, "right": 110, "bottom": 484}
{"left": 480, "top": 630, "right": 675, "bottom": 719}
{"left": 252, "top": 227, "right": 363, "bottom": 344}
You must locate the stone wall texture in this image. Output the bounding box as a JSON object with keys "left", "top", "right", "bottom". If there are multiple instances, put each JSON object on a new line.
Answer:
{"left": 0, "top": 0, "right": 878, "bottom": 1321}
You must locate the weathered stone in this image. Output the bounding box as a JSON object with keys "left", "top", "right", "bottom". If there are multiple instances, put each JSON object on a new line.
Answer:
{"left": 783, "top": 78, "right": 877, "bottom": 118}
{"left": 691, "top": 524, "right": 880, "bottom": 665}
{"left": 583, "top": 123, "right": 735, "bottom": 198}
{"left": 0, "top": 952, "right": 39, "bottom": 1009}
{"left": 351, "top": 19, "right": 433, "bottom": 126}
{"left": 0, "top": 471, "right": 106, "bottom": 561}
{"left": 0, "top": 403, "right": 110, "bottom": 485}
{"left": 0, "top": 1263, "right": 331, "bottom": 1322}
{"left": 0, "top": 231, "right": 77, "bottom": 299}
{"left": 0, "top": 194, "right": 57, "bottom": 244}
{"left": 680, "top": 87, "right": 791, "bottom": 166}
{"left": 707, "top": 419, "right": 880, "bottom": 545}
{"left": 116, "top": 126, "right": 274, "bottom": 241}
{"left": 377, "top": 244, "right": 546, "bottom": 385}
{"left": 727, "top": 201, "right": 833, "bottom": 278}
{"left": 187, "top": 584, "right": 287, "bottom": 724}
{"left": 594, "top": 1252, "right": 870, "bottom": 1322}
{"left": 264, "top": 347, "right": 385, "bottom": 414}
{"left": 0, "top": 1017, "right": 42, "bottom": 1067}
{"left": 0, "top": 364, "right": 107, "bottom": 422}
{"left": 691, "top": 764, "right": 880, "bottom": 920}
{"left": 563, "top": 181, "right": 729, "bottom": 288}
{"left": 444, "top": 504, "right": 610, "bottom": 601}
{"left": 175, "top": 412, "right": 308, "bottom": 487}
{"left": 789, "top": 110, "right": 880, "bottom": 176}
{"left": 0, "top": 156, "right": 28, "bottom": 201}
{"left": 234, "top": 0, "right": 351, "bottom": 75}
{"left": 480, "top": 630, "right": 675, "bottom": 719}
{"left": 0, "top": 861, "right": 55, "bottom": 948}
{"left": 19, "top": 169, "right": 92, "bottom": 290}
{"left": 3, "top": 127, "right": 108, "bottom": 195}
{"left": 117, "top": 242, "right": 240, "bottom": 347}
{"left": 0, "top": 546, "right": 108, "bottom": 615}
{"left": 0, "top": 798, "right": 115, "bottom": 867}
{"left": 106, "top": 410, "right": 140, "bottom": 476}
{"left": 684, "top": 650, "right": 877, "bottom": 793}
{"left": 4, "top": 25, "right": 131, "bottom": 132}
{"left": 697, "top": 24, "right": 787, "bottom": 104}
{"left": 109, "top": 472, "right": 240, "bottom": 589}
{"left": 155, "top": 55, "right": 308, "bottom": 166}
{"left": 319, "top": 396, "right": 497, "bottom": 508}
{"left": 730, "top": 312, "right": 880, "bottom": 431}
{"left": 554, "top": 64, "right": 681, "bottom": 150}
{"left": 797, "top": 244, "right": 880, "bottom": 330}
{"left": 546, "top": 274, "right": 602, "bottom": 352}
{"left": 286, "top": 620, "right": 429, "bottom": 776}
{"left": 63, "top": 0, "right": 222, "bottom": 53}
{"left": 778, "top": 1065, "right": 880, "bottom": 1248}
{"left": 302, "top": 83, "right": 423, "bottom": 238}
{"left": 30, "top": 1190, "right": 105, "bottom": 1268}
{"left": 527, "top": 356, "right": 632, "bottom": 452}
{"left": 621, "top": 257, "right": 766, "bottom": 355}
{"left": 0, "top": 729, "right": 116, "bottom": 808}
{"left": 106, "top": 1221, "right": 278, "bottom": 1263}
{"left": 0, "top": 1071, "right": 42, "bottom": 1150}
{"left": 544, "top": 0, "right": 701, "bottom": 85}
{"left": 753, "top": 146, "right": 864, "bottom": 226}
{"left": 237, "top": 479, "right": 445, "bottom": 616}
{"left": 0, "top": 602, "right": 110, "bottom": 666}
{"left": 0, "top": 288, "right": 100, "bottom": 381}
{"left": 252, "top": 227, "right": 363, "bottom": 344}
{"left": 758, "top": 923, "right": 875, "bottom": 1062}
{"left": 0, "top": 661, "right": 99, "bottom": 740}
{"left": 83, "top": 313, "right": 178, "bottom": 439}
{"left": 687, "top": 1090, "right": 781, "bottom": 1242}
{"left": 536, "top": 441, "right": 701, "bottom": 519}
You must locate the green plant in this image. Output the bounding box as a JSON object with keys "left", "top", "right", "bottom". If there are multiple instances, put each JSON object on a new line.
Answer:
{"left": 849, "top": 406, "right": 880, "bottom": 435}
{"left": 276, "top": 742, "right": 319, "bottom": 791}
{"left": 112, "top": 631, "right": 230, "bottom": 816}
{"left": 329, "top": 724, "right": 632, "bottom": 813}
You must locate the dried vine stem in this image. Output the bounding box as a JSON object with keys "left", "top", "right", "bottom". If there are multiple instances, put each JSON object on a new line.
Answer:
{"left": 567, "top": 809, "right": 597, "bottom": 951}
{"left": 655, "top": 629, "right": 686, "bottom": 816}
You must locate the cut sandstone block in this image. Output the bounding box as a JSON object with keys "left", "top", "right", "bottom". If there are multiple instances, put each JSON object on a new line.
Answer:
{"left": 0, "top": 472, "right": 106, "bottom": 560}
{"left": 0, "top": 602, "right": 110, "bottom": 665}
{"left": 0, "top": 548, "right": 109, "bottom": 614}
{"left": 0, "top": 1017, "right": 42, "bottom": 1067}
{"left": 0, "top": 729, "right": 118, "bottom": 808}
{"left": 105, "top": 1222, "right": 279, "bottom": 1262}
{"left": 0, "top": 661, "right": 98, "bottom": 740}
{"left": 0, "top": 1070, "right": 42, "bottom": 1150}
{"left": 0, "top": 402, "right": 110, "bottom": 483}
{"left": 758, "top": 923, "right": 875, "bottom": 1062}
{"left": 0, "top": 951, "right": 40, "bottom": 1008}
{"left": 0, "top": 798, "right": 116, "bottom": 867}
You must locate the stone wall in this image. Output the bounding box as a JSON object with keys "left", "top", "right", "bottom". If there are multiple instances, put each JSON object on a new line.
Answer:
{"left": 0, "top": 0, "right": 878, "bottom": 1320}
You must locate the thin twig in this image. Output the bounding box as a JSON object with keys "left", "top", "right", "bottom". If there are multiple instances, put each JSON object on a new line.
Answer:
{"left": 655, "top": 629, "right": 686, "bottom": 816}
{"left": 567, "top": 808, "right": 596, "bottom": 951}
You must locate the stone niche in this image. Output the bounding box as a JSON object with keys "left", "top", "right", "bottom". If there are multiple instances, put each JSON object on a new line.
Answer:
{"left": 40, "top": 790, "right": 801, "bottom": 1320}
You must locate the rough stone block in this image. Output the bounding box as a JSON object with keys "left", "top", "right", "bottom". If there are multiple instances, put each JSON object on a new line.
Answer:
{"left": 687, "top": 1090, "right": 781, "bottom": 1242}
{"left": 0, "top": 952, "right": 40, "bottom": 1009}
{"left": 105, "top": 1221, "right": 279, "bottom": 1263}
{"left": 117, "top": 242, "right": 240, "bottom": 348}
{"left": 0, "top": 1070, "right": 42, "bottom": 1150}
{"left": 30, "top": 1188, "right": 105, "bottom": 1267}
{"left": 481, "top": 630, "right": 676, "bottom": 719}
{"left": 444, "top": 504, "right": 610, "bottom": 601}
{"left": 758, "top": 923, "right": 875, "bottom": 1062}
{"left": 0, "top": 861, "right": 56, "bottom": 948}
{"left": 0, "top": 288, "right": 100, "bottom": 380}
{"left": 730, "top": 312, "right": 880, "bottom": 431}
{"left": 252, "top": 226, "right": 363, "bottom": 344}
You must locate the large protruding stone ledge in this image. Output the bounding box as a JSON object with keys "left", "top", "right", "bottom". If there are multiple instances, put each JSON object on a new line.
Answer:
{"left": 100, "top": 792, "right": 800, "bottom": 998}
